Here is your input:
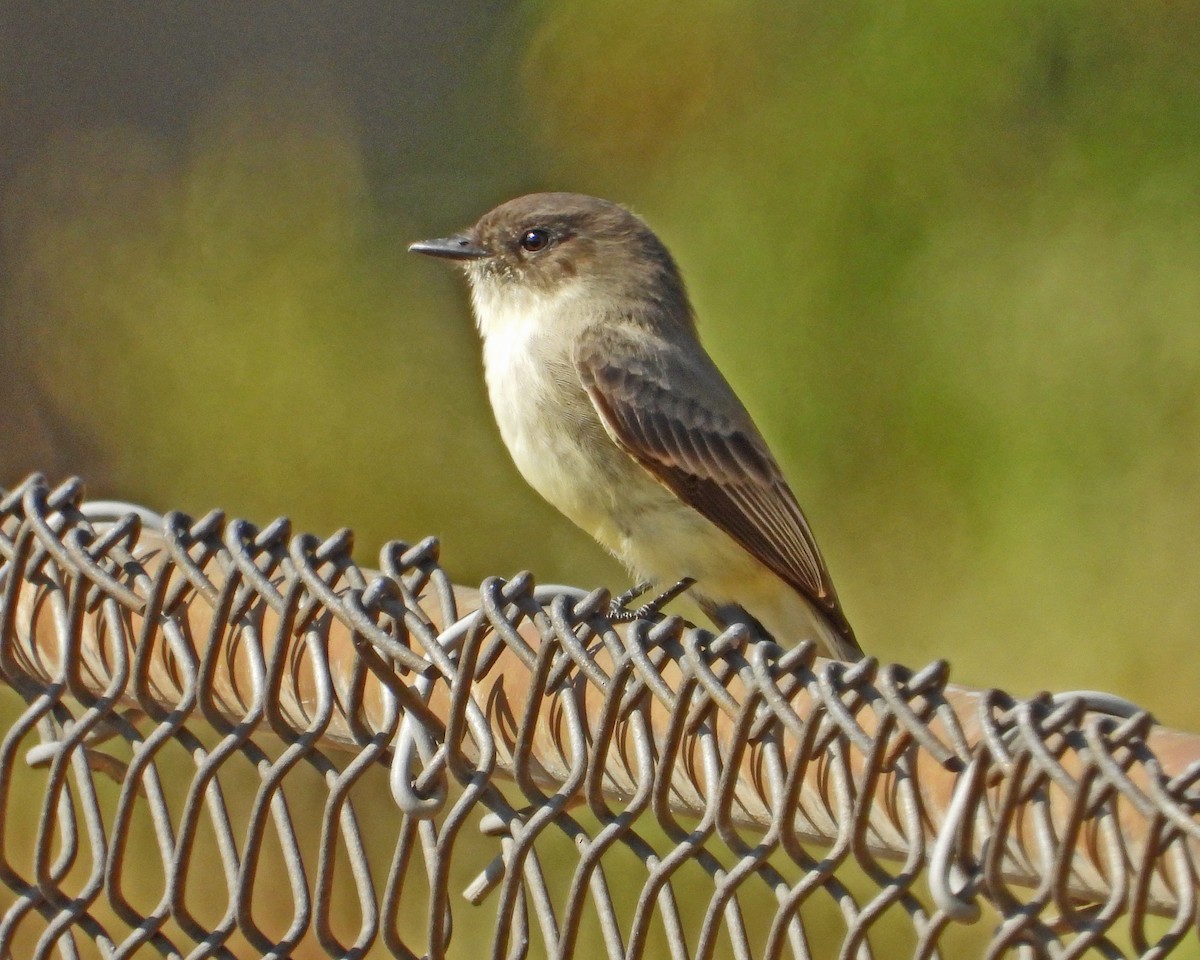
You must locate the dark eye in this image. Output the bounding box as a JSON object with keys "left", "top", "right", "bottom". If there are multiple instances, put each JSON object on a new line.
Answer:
{"left": 520, "top": 228, "right": 550, "bottom": 252}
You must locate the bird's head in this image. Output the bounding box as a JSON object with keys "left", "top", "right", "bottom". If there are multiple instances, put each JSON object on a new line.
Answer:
{"left": 410, "top": 192, "right": 691, "bottom": 332}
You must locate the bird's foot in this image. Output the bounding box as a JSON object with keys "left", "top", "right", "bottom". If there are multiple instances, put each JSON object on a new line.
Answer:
{"left": 608, "top": 578, "right": 696, "bottom": 623}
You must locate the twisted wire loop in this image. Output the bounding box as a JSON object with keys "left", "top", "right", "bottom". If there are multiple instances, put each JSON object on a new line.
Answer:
{"left": 0, "top": 475, "right": 1196, "bottom": 959}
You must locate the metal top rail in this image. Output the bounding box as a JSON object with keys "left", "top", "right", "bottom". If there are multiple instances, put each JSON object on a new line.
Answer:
{"left": 0, "top": 474, "right": 1197, "bottom": 959}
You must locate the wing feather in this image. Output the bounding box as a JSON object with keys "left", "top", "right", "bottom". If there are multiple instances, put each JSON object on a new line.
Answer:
{"left": 575, "top": 326, "right": 857, "bottom": 648}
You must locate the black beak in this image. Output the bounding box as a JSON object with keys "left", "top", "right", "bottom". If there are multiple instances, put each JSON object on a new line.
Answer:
{"left": 408, "top": 234, "right": 488, "bottom": 261}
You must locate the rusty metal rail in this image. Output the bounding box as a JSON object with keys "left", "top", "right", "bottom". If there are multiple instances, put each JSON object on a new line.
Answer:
{"left": 0, "top": 474, "right": 1197, "bottom": 959}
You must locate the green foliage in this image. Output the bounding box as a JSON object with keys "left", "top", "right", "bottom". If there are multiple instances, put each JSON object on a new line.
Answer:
{"left": 6, "top": 0, "right": 1200, "bottom": 722}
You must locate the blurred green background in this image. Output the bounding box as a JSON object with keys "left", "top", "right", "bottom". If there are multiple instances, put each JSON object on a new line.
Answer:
{"left": 3, "top": 0, "right": 1200, "bottom": 725}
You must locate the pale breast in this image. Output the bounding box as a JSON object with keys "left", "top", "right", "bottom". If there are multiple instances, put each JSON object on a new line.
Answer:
{"left": 480, "top": 316, "right": 669, "bottom": 557}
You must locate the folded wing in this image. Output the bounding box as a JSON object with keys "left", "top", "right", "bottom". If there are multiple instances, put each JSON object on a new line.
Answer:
{"left": 575, "top": 325, "right": 858, "bottom": 651}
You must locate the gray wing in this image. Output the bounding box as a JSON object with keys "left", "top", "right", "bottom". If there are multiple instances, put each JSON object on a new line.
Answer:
{"left": 574, "top": 325, "right": 857, "bottom": 648}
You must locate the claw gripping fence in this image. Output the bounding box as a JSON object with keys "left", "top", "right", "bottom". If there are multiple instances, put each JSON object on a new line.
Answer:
{"left": 0, "top": 475, "right": 1197, "bottom": 959}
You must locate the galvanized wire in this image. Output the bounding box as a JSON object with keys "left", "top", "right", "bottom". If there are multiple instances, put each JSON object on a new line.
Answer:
{"left": 0, "top": 473, "right": 1197, "bottom": 959}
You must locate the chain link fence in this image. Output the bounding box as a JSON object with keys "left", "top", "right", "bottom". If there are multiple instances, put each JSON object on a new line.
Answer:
{"left": 0, "top": 473, "right": 1197, "bottom": 959}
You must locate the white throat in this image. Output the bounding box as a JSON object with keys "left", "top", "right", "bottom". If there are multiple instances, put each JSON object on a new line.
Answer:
{"left": 469, "top": 274, "right": 583, "bottom": 336}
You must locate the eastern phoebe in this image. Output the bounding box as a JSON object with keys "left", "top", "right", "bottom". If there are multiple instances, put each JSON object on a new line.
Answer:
{"left": 410, "top": 193, "right": 861, "bottom": 661}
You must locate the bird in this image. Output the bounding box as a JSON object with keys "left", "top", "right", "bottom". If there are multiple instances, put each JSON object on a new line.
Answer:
{"left": 410, "top": 193, "right": 861, "bottom": 661}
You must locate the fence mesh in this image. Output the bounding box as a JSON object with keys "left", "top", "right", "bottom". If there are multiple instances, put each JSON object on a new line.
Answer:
{"left": 0, "top": 473, "right": 1197, "bottom": 959}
